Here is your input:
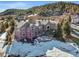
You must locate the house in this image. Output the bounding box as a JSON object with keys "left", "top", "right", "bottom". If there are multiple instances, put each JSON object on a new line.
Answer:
{"left": 14, "top": 15, "right": 60, "bottom": 43}
{"left": 71, "top": 15, "right": 79, "bottom": 24}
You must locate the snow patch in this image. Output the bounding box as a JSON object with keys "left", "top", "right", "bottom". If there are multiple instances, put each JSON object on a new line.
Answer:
{"left": 8, "top": 39, "right": 79, "bottom": 57}
{"left": 46, "top": 47, "right": 74, "bottom": 57}
{"left": 0, "top": 32, "right": 7, "bottom": 41}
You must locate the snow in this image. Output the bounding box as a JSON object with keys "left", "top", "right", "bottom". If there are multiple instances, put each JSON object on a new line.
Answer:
{"left": 8, "top": 38, "right": 79, "bottom": 57}
{"left": 0, "top": 32, "right": 7, "bottom": 41}
{"left": 0, "top": 41, "right": 5, "bottom": 48}
{"left": 28, "top": 14, "right": 37, "bottom": 17}
{"left": 0, "top": 32, "right": 7, "bottom": 48}
{"left": 71, "top": 32, "right": 79, "bottom": 39}
{"left": 46, "top": 47, "right": 74, "bottom": 57}
{"left": 71, "top": 24, "right": 79, "bottom": 30}
{"left": 70, "top": 24, "right": 79, "bottom": 39}
{"left": 73, "top": 30, "right": 79, "bottom": 35}
{"left": 36, "top": 36, "right": 52, "bottom": 42}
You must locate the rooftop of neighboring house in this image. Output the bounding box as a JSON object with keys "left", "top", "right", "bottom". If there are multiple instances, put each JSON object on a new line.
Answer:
{"left": 28, "top": 14, "right": 37, "bottom": 17}
{"left": 16, "top": 20, "right": 30, "bottom": 29}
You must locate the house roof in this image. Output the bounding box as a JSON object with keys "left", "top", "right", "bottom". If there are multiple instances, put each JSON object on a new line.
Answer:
{"left": 27, "top": 15, "right": 62, "bottom": 22}
{"left": 16, "top": 21, "right": 30, "bottom": 29}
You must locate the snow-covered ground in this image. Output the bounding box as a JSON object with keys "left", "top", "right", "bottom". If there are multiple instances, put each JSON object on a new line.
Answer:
{"left": 0, "top": 32, "right": 7, "bottom": 48}
{"left": 73, "top": 30, "right": 79, "bottom": 35}
{"left": 71, "top": 32, "right": 79, "bottom": 39}
{"left": 8, "top": 38, "right": 79, "bottom": 57}
{"left": 70, "top": 24, "right": 79, "bottom": 39}
{"left": 0, "top": 32, "right": 7, "bottom": 57}
{"left": 46, "top": 47, "right": 74, "bottom": 57}
{"left": 71, "top": 24, "right": 79, "bottom": 30}
{"left": 0, "top": 32, "right": 7, "bottom": 41}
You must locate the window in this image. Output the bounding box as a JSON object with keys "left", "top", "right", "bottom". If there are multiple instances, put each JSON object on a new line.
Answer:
{"left": 47, "top": 26, "right": 49, "bottom": 29}
{"left": 47, "top": 25, "right": 50, "bottom": 30}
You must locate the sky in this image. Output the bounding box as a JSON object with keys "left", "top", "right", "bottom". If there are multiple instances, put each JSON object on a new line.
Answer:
{"left": 0, "top": 1, "right": 79, "bottom": 12}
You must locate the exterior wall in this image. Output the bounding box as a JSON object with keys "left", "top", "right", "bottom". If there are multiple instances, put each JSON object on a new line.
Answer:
{"left": 26, "top": 27, "right": 36, "bottom": 42}
{"left": 15, "top": 24, "right": 27, "bottom": 41}
{"left": 20, "top": 26, "right": 27, "bottom": 39}
{"left": 14, "top": 29, "right": 21, "bottom": 41}
{"left": 71, "top": 15, "right": 79, "bottom": 24}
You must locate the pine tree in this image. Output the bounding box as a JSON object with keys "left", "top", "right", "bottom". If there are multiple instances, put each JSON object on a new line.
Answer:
{"left": 62, "top": 15, "right": 71, "bottom": 39}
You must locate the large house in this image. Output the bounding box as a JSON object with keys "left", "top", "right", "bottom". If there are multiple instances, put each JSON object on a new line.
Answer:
{"left": 14, "top": 15, "right": 60, "bottom": 43}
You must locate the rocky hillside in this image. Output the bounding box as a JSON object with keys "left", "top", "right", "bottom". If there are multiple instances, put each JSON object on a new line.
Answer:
{"left": 0, "top": 2, "right": 79, "bottom": 16}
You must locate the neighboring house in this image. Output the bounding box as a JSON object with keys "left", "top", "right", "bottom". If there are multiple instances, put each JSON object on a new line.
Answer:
{"left": 16, "top": 14, "right": 27, "bottom": 22}
{"left": 28, "top": 14, "right": 37, "bottom": 17}
{"left": 71, "top": 15, "right": 79, "bottom": 24}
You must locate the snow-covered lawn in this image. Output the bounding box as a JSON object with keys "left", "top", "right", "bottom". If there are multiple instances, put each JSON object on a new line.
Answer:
{"left": 8, "top": 38, "right": 79, "bottom": 57}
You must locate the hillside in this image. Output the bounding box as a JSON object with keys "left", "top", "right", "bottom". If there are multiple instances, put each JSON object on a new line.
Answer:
{"left": 0, "top": 2, "right": 79, "bottom": 16}
{"left": 0, "top": 9, "right": 27, "bottom": 15}
{"left": 29, "top": 2, "right": 79, "bottom": 16}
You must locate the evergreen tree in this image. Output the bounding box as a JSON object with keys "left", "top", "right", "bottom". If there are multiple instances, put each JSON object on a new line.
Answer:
{"left": 55, "top": 23, "right": 63, "bottom": 39}
{"left": 62, "top": 15, "right": 71, "bottom": 39}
